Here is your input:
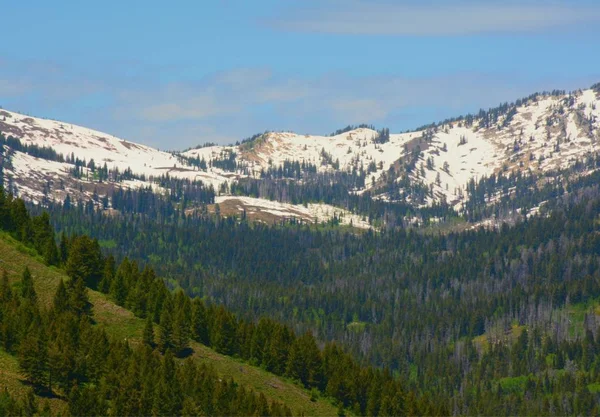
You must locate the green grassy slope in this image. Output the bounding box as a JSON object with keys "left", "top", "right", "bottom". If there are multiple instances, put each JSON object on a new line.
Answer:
{"left": 0, "top": 232, "right": 340, "bottom": 416}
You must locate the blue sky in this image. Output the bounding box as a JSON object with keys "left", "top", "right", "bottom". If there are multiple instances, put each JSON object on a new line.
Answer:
{"left": 1, "top": 0, "right": 599, "bottom": 149}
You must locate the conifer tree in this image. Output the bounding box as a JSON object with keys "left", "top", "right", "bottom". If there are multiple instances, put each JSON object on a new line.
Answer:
{"left": 181, "top": 397, "right": 198, "bottom": 417}
{"left": 191, "top": 298, "right": 209, "bottom": 345}
{"left": 286, "top": 331, "right": 323, "bottom": 388}
{"left": 42, "top": 237, "right": 59, "bottom": 266}
{"left": 20, "top": 267, "right": 37, "bottom": 303}
{"left": 212, "top": 306, "right": 237, "bottom": 356}
{"left": 48, "top": 330, "right": 76, "bottom": 391}
{"left": 109, "top": 266, "right": 127, "bottom": 306}
{"left": 98, "top": 254, "right": 115, "bottom": 294}
{"left": 67, "top": 276, "right": 92, "bottom": 318}
{"left": 68, "top": 385, "right": 107, "bottom": 417}
{"left": 173, "top": 305, "right": 190, "bottom": 356}
{"left": 152, "top": 351, "right": 181, "bottom": 415}
{"left": 66, "top": 235, "right": 103, "bottom": 289}
{"left": 21, "top": 389, "right": 37, "bottom": 417}
{"left": 18, "top": 326, "right": 48, "bottom": 388}
{"left": 0, "top": 269, "right": 12, "bottom": 303}
{"left": 53, "top": 279, "right": 69, "bottom": 315}
{"left": 143, "top": 316, "right": 155, "bottom": 348}
{"left": 58, "top": 232, "right": 69, "bottom": 265}
{"left": 158, "top": 302, "right": 174, "bottom": 353}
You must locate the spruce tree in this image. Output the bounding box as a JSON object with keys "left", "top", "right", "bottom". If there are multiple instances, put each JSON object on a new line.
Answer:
{"left": 191, "top": 298, "right": 209, "bottom": 345}
{"left": 18, "top": 326, "right": 48, "bottom": 388}
{"left": 68, "top": 385, "right": 107, "bottom": 417}
{"left": 58, "top": 232, "right": 69, "bottom": 265}
{"left": 0, "top": 269, "right": 12, "bottom": 303}
{"left": 286, "top": 331, "right": 322, "bottom": 388}
{"left": 181, "top": 397, "right": 198, "bottom": 417}
{"left": 21, "top": 389, "right": 37, "bottom": 417}
{"left": 53, "top": 279, "right": 69, "bottom": 315}
{"left": 173, "top": 305, "right": 190, "bottom": 356}
{"left": 109, "top": 270, "right": 127, "bottom": 306}
{"left": 212, "top": 306, "right": 237, "bottom": 355}
{"left": 65, "top": 235, "right": 103, "bottom": 289}
{"left": 98, "top": 254, "right": 116, "bottom": 294}
{"left": 143, "top": 316, "right": 155, "bottom": 348}
{"left": 67, "top": 276, "right": 92, "bottom": 318}
{"left": 158, "top": 304, "right": 174, "bottom": 353}
{"left": 43, "top": 237, "right": 59, "bottom": 266}
{"left": 20, "top": 267, "right": 37, "bottom": 303}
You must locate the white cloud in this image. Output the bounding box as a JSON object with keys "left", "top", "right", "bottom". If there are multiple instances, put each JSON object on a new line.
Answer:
{"left": 267, "top": 0, "right": 600, "bottom": 36}
{"left": 0, "top": 79, "right": 33, "bottom": 96}
{"left": 121, "top": 90, "right": 239, "bottom": 123}
{"left": 328, "top": 98, "right": 388, "bottom": 121}
{"left": 1, "top": 60, "right": 597, "bottom": 149}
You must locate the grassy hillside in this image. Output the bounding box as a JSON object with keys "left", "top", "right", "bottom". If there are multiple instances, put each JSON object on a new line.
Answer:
{"left": 0, "top": 232, "right": 340, "bottom": 416}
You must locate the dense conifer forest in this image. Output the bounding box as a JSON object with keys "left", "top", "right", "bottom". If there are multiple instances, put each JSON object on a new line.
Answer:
{"left": 2, "top": 85, "right": 600, "bottom": 416}
{"left": 2, "top": 0, "right": 600, "bottom": 412}
{"left": 5, "top": 159, "right": 597, "bottom": 414}
{"left": 0, "top": 187, "right": 441, "bottom": 416}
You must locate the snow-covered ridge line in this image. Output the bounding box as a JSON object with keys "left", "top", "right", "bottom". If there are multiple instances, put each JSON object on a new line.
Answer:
{"left": 184, "top": 88, "right": 600, "bottom": 209}
{"left": 1, "top": 87, "right": 599, "bottom": 215}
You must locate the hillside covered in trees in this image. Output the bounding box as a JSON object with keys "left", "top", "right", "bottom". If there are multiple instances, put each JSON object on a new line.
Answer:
{"left": 2, "top": 85, "right": 600, "bottom": 416}
{"left": 0, "top": 187, "right": 444, "bottom": 416}
{"left": 0, "top": 152, "right": 598, "bottom": 415}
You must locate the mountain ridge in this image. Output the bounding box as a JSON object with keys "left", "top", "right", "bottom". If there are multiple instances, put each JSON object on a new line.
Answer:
{"left": 1, "top": 84, "right": 599, "bottom": 226}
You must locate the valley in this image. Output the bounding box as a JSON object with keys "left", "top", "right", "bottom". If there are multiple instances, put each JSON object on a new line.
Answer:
{"left": 2, "top": 84, "right": 600, "bottom": 416}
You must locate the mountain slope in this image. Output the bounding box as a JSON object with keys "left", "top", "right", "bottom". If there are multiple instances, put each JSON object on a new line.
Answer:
{"left": 184, "top": 86, "right": 600, "bottom": 208}
{"left": 1, "top": 84, "right": 599, "bottom": 223}
{"left": 0, "top": 231, "right": 340, "bottom": 416}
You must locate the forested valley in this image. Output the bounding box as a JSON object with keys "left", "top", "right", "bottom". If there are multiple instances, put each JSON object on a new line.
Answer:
{"left": 0, "top": 161, "right": 595, "bottom": 414}
{"left": 3, "top": 0, "right": 600, "bottom": 412}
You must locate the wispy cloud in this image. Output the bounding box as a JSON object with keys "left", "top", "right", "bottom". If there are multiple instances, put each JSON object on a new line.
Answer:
{"left": 1, "top": 59, "right": 597, "bottom": 149}
{"left": 0, "top": 60, "right": 103, "bottom": 105}
{"left": 266, "top": 0, "right": 600, "bottom": 36}
{"left": 117, "top": 85, "right": 240, "bottom": 123}
{"left": 0, "top": 79, "right": 33, "bottom": 96}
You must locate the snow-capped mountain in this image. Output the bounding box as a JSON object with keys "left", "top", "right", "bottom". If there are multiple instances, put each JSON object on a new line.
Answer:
{"left": 184, "top": 86, "right": 600, "bottom": 208}
{"left": 1, "top": 84, "right": 599, "bottom": 225}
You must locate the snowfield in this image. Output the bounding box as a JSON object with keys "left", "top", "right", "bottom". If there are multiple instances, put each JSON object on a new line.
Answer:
{"left": 213, "top": 196, "right": 372, "bottom": 229}
{"left": 1, "top": 86, "right": 599, "bottom": 222}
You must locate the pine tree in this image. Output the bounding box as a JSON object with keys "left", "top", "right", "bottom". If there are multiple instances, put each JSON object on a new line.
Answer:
{"left": 67, "top": 276, "right": 92, "bottom": 318}
{"left": 20, "top": 267, "right": 37, "bottom": 303}
{"left": 18, "top": 326, "right": 48, "bottom": 388}
{"left": 286, "top": 331, "right": 322, "bottom": 388}
{"left": 181, "top": 397, "right": 198, "bottom": 417}
{"left": 42, "top": 237, "right": 59, "bottom": 266}
{"left": 53, "top": 279, "right": 69, "bottom": 315}
{"left": 152, "top": 351, "right": 181, "bottom": 415}
{"left": 58, "top": 232, "right": 69, "bottom": 266}
{"left": 173, "top": 305, "right": 190, "bottom": 356}
{"left": 143, "top": 316, "right": 155, "bottom": 348}
{"left": 11, "top": 199, "right": 32, "bottom": 243}
{"left": 191, "top": 298, "right": 209, "bottom": 345}
{"left": 21, "top": 389, "right": 37, "bottom": 417}
{"left": 158, "top": 303, "right": 174, "bottom": 353}
{"left": 212, "top": 306, "right": 237, "bottom": 355}
{"left": 68, "top": 385, "right": 107, "bottom": 417}
{"left": 48, "top": 329, "right": 77, "bottom": 391}
{"left": 98, "top": 254, "right": 116, "bottom": 294}
{"left": 109, "top": 269, "right": 127, "bottom": 306}
{"left": 65, "top": 235, "right": 103, "bottom": 289}
{"left": 0, "top": 269, "right": 12, "bottom": 303}
{"left": 265, "top": 325, "right": 292, "bottom": 374}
